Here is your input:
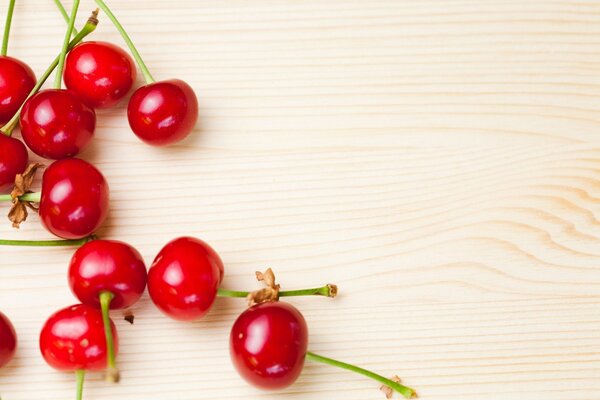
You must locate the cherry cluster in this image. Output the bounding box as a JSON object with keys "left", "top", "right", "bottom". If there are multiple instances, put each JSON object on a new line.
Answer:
{"left": 0, "top": 1, "right": 417, "bottom": 399}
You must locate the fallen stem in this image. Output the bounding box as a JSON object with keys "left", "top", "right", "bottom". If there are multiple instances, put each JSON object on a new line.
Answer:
{"left": 305, "top": 351, "right": 417, "bottom": 399}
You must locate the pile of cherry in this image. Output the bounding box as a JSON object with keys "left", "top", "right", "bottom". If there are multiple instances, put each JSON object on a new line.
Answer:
{"left": 0, "top": 1, "right": 417, "bottom": 399}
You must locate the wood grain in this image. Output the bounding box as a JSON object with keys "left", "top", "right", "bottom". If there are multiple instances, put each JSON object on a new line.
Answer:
{"left": 1, "top": 0, "right": 600, "bottom": 398}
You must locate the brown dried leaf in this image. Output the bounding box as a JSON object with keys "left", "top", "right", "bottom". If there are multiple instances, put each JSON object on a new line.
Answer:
{"left": 10, "top": 163, "right": 42, "bottom": 199}
{"left": 247, "top": 268, "right": 281, "bottom": 306}
{"left": 8, "top": 201, "right": 27, "bottom": 228}
{"left": 380, "top": 375, "right": 402, "bottom": 399}
{"left": 7, "top": 163, "right": 42, "bottom": 228}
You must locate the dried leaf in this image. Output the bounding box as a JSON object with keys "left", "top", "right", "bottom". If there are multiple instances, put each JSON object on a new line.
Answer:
{"left": 247, "top": 268, "right": 280, "bottom": 306}
{"left": 380, "top": 375, "right": 402, "bottom": 399}
{"left": 8, "top": 202, "right": 27, "bottom": 228}
{"left": 10, "top": 163, "right": 42, "bottom": 199}
{"left": 7, "top": 163, "right": 43, "bottom": 228}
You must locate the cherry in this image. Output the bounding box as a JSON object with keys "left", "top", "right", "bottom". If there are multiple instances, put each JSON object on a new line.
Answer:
{"left": 69, "top": 239, "right": 147, "bottom": 309}
{"left": 93, "top": 0, "right": 198, "bottom": 146}
{"left": 127, "top": 79, "right": 198, "bottom": 146}
{"left": 230, "top": 301, "right": 417, "bottom": 398}
{"left": 0, "top": 0, "right": 36, "bottom": 126}
{"left": 64, "top": 41, "right": 136, "bottom": 108}
{"left": 68, "top": 239, "right": 147, "bottom": 382}
{"left": 0, "top": 134, "right": 28, "bottom": 193}
{"left": 0, "top": 311, "right": 17, "bottom": 368}
{"left": 19, "top": 89, "right": 96, "bottom": 159}
{"left": 0, "top": 56, "right": 35, "bottom": 126}
{"left": 147, "top": 236, "right": 222, "bottom": 321}
{"left": 230, "top": 301, "right": 308, "bottom": 390}
{"left": 18, "top": 0, "right": 94, "bottom": 160}
{"left": 40, "top": 304, "right": 118, "bottom": 372}
{"left": 39, "top": 158, "right": 110, "bottom": 239}
{"left": 40, "top": 303, "right": 118, "bottom": 399}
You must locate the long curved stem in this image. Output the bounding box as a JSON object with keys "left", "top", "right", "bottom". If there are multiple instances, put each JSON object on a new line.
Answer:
{"left": 93, "top": 0, "right": 155, "bottom": 84}
{"left": 53, "top": 0, "right": 78, "bottom": 36}
{"left": 0, "top": 10, "right": 98, "bottom": 136}
{"left": 0, "top": 235, "right": 95, "bottom": 246}
{"left": 75, "top": 369, "right": 85, "bottom": 400}
{"left": 54, "top": 0, "right": 80, "bottom": 89}
{"left": 99, "top": 291, "right": 119, "bottom": 383}
{"left": 217, "top": 284, "right": 337, "bottom": 298}
{"left": 1, "top": 0, "right": 16, "bottom": 56}
{"left": 305, "top": 351, "right": 417, "bottom": 399}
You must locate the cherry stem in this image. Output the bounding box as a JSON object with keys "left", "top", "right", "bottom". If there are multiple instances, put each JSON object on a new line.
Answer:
{"left": 0, "top": 234, "right": 96, "bottom": 246}
{"left": 75, "top": 369, "right": 85, "bottom": 400}
{"left": 99, "top": 291, "right": 120, "bottom": 383}
{"left": 217, "top": 284, "right": 338, "bottom": 298}
{"left": 0, "top": 192, "right": 40, "bottom": 202}
{"left": 54, "top": 0, "right": 80, "bottom": 89}
{"left": 93, "top": 0, "right": 155, "bottom": 84}
{"left": 305, "top": 351, "right": 416, "bottom": 399}
{"left": 0, "top": 10, "right": 98, "bottom": 136}
{"left": 53, "top": 0, "right": 79, "bottom": 36}
{"left": 1, "top": 0, "right": 16, "bottom": 56}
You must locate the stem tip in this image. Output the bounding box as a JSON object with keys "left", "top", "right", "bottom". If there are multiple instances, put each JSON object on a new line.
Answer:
{"left": 327, "top": 284, "right": 338, "bottom": 298}
{"left": 106, "top": 367, "right": 120, "bottom": 383}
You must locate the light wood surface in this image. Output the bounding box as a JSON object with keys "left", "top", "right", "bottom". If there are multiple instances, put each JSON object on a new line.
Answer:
{"left": 1, "top": 0, "right": 600, "bottom": 398}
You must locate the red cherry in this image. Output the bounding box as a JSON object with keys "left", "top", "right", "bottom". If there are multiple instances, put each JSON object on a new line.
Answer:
{"left": 39, "top": 158, "right": 109, "bottom": 239}
{"left": 0, "top": 134, "right": 28, "bottom": 193}
{"left": 19, "top": 89, "right": 96, "bottom": 159}
{"left": 64, "top": 41, "right": 136, "bottom": 109}
{"left": 0, "top": 311, "right": 17, "bottom": 368}
{"left": 147, "top": 236, "right": 222, "bottom": 321}
{"left": 127, "top": 79, "right": 198, "bottom": 146}
{"left": 0, "top": 56, "right": 35, "bottom": 125}
{"left": 230, "top": 301, "right": 308, "bottom": 390}
{"left": 69, "top": 240, "right": 147, "bottom": 309}
{"left": 39, "top": 304, "right": 118, "bottom": 371}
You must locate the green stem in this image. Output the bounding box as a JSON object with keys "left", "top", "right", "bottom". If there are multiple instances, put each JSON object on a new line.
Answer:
{"left": 99, "top": 291, "right": 120, "bottom": 383}
{"left": 53, "top": 0, "right": 80, "bottom": 89}
{"left": 0, "top": 192, "right": 40, "bottom": 202}
{"left": 217, "top": 284, "right": 338, "bottom": 298}
{"left": 53, "top": 0, "right": 78, "bottom": 36}
{"left": 93, "top": 0, "right": 155, "bottom": 84}
{"left": 0, "top": 10, "right": 98, "bottom": 136}
{"left": 1, "top": 0, "right": 15, "bottom": 56}
{"left": 305, "top": 351, "right": 417, "bottom": 399}
{"left": 0, "top": 235, "right": 95, "bottom": 246}
{"left": 75, "top": 369, "right": 85, "bottom": 400}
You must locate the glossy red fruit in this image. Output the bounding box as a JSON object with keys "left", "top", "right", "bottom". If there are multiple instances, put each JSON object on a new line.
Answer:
{"left": 0, "top": 311, "right": 17, "bottom": 368}
{"left": 147, "top": 236, "right": 222, "bottom": 321}
{"left": 40, "top": 304, "right": 118, "bottom": 371}
{"left": 39, "top": 158, "right": 109, "bottom": 239}
{"left": 230, "top": 301, "right": 308, "bottom": 390}
{"left": 64, "top": 41, "right": 136, "bottom": 109}
{"left": 0, "top": 134, "right": 28, "bottom": 193}
{"left": 127, "top": 79, "right": 198, "bottom": 146}
{"left": 69, "top": 240, "right": 147, "bottom": 309}
{"left": 0, "top": 56, "right": 36, "bottom": 125}
{"left": 19, "top": 89, "right": 96, "bottom": 159}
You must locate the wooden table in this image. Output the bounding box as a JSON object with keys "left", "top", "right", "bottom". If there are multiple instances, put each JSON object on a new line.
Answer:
{"left": 1, "top": 1, "right": 599, "bottom": 399}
